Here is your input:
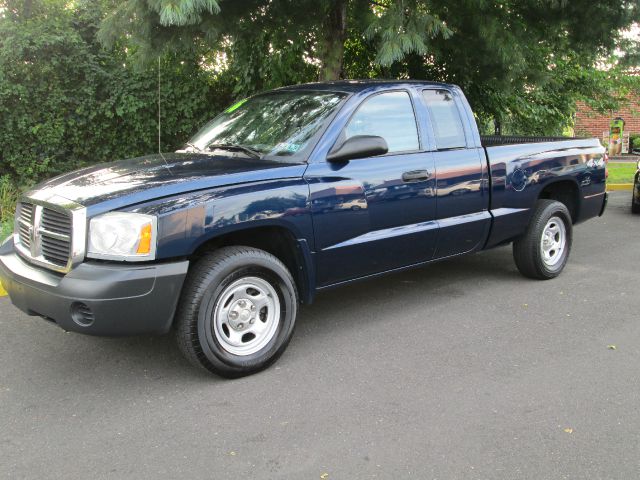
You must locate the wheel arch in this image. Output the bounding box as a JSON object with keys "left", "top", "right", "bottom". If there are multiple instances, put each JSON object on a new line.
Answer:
{"left": 189, "top": 225, "right": 316, "bottom": 304}
{"left": 537, "top": 178, "right": 580, "bottom": 223}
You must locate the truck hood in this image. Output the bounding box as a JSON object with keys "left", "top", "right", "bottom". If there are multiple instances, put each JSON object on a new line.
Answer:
{"left": 27, "top": 153, "right": 307, "bottom": 213}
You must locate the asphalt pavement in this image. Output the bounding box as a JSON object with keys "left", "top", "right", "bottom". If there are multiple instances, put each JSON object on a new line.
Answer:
{"left": 1, "top": 191, "right": 639, "bottom": 480}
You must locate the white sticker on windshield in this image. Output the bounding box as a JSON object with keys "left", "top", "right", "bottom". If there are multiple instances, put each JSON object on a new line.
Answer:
{"left": 276, "top": 142, "right": 301, "bottom": 153}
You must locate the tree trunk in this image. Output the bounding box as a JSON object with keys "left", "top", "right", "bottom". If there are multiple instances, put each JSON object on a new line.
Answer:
{"left": 23, "top": 0, "right": 33, "bottom": 19}
{"left": 318, "top": 0, "right": 348, "bottom": 81}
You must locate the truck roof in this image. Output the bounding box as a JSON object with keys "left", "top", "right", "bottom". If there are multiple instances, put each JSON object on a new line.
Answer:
{"left": 276, "top": 79, "right": 456, "bottom": 94}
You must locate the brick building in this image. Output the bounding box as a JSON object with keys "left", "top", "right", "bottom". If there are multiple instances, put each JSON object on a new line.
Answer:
{"left": 575, "top": 95, "right": 640, "bottom": 142}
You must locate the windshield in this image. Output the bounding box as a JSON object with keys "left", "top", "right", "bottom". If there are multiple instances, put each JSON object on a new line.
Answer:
{"left": 188, "top": 90, "right": 347, "bottom": 159}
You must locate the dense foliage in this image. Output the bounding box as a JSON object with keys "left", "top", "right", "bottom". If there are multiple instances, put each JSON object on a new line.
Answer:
{"left": 0, "top": 0, "right": 232, "bottom": 187}
{"left": 99, "top": 0, "right": 640, "bottom": 136}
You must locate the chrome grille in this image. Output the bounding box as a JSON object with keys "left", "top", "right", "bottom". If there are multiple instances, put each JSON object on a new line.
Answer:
{"left": 41, "top": 208, "right": 72, "bottom": 267}
{"left": 42, "top": 207, "right": 72, "bottom": 235}
{"left": 14, "top": 198, "right": 84, "bottom": 273}
{"left": 17, "top": 203, "right": 34, "bottom": 249}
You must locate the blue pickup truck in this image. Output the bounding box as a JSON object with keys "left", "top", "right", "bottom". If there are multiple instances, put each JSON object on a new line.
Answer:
{"left": 0, "top": 81, "right": 608, "bottom": 377}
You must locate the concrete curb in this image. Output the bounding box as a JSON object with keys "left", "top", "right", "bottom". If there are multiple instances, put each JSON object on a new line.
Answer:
{"left": 608, "top": 184, "right": 633, "bottom": 191}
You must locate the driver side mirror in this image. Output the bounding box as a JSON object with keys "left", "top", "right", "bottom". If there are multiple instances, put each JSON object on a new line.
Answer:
{"left": 327, "top": 135, "right": 388, "bottom": 163}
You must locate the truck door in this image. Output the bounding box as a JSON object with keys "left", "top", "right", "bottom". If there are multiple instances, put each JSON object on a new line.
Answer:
{"left": 305, "top": 90, "right": 438, "bottom": 286}
{"left": 420, "top": 88, "right": 491, "bottom": 258}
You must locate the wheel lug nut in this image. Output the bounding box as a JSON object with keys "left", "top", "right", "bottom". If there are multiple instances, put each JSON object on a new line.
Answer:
{"left": 239, "top": 300, "right": 246, "bottom": 308}
{"left": 230, "top": 311, "right": 238, "bottom": 319}
{"left": 238, "top": 323, "right": 244, "bottom": 329}
{"left": 250, "top": 319, "right": 255, "bottom": 324}
{"left": 251, "top": 305, "right": 256, "bottom": 311}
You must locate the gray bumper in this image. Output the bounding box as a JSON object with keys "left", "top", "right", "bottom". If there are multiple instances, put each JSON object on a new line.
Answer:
{"left": 0, "top": 240, "right": 189, "bottom": 336}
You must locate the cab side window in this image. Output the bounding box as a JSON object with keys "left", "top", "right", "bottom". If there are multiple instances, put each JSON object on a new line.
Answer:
{"left": 344, "top": 91, "right": 419, "bottom": 153}
{"left": 422, "top": 89, "right": 466, "bottom": 150}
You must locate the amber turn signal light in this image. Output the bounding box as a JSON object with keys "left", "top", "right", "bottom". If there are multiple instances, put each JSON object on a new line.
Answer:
{"left": 136, "top": 223, "right": 153, "bottom": 254}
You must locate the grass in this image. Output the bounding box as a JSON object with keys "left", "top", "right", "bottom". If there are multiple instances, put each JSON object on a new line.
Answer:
{"left": 0, "top": 177, "right": 20, "bottom": 242}
{"left": 0, "top": 220, "right": 13, "bottom": 241}
{"left": 607, "top": 162, "right": 637, "bottom": 184}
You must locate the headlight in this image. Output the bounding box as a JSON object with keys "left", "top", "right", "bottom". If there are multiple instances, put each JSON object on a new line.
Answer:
{"left": 88, "top": 212, "right": 157, "bottom": 261}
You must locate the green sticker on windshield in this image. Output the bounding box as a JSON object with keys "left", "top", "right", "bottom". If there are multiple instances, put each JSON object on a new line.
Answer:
{"left": 225, "top": 98, "right": 248, "bottom": 113}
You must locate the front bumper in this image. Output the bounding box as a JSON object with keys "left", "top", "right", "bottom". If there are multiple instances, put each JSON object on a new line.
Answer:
{"left": 0, "top": 240, "right": 189, "bottom": 336}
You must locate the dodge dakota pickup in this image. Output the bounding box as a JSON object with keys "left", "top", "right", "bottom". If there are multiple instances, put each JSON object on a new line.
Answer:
{"left": 0, "top": 81, "right": 608, "bottom": 377}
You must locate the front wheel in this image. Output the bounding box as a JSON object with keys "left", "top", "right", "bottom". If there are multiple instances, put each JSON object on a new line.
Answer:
{"left": 174, "top": 246, "right": 298, "bottom": 378}
{"left": 513, "top": 200, "right": 573, "bottom": 280}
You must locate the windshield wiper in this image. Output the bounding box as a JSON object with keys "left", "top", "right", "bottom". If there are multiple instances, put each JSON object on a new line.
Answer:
{"left": 182, "top": 142, "right": 202, "bottom": 152}
{"left": 207, "top": 143, "right": 262, "bottom": 160}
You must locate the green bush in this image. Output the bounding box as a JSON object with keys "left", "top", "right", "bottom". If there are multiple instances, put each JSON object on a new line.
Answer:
{"left": 0, "top": 1, "right": 233, "bottom": 187}
{"left": 629, "top": 133, "right": 640, "bottom": 151}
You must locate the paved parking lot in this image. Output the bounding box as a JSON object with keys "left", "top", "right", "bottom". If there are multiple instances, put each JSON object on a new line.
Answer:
{"left": 1, "top": 191, "right": 638, "bottom": 479}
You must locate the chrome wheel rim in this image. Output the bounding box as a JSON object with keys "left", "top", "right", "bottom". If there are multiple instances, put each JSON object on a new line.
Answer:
{"left": 213, "top": 276, "right": 280, "bottom": 356}
{"left": 540, "top": 216, "right": 566, "bottom": 268}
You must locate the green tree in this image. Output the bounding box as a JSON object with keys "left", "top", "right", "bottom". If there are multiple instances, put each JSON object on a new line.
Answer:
{"left": 98, "top": 0, "right": 453, "bottom": 86}
{"left": 98, "top": 0, "right": 640, "bottom": 134}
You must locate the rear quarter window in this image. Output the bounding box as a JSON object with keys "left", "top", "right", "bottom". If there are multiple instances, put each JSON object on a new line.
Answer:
{"left": 422, "top": 89, "right": 466, "bottom": 150}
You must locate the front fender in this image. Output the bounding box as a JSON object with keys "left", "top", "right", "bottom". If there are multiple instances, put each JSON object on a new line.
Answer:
{"left": 127, "top": 178, "right": 314, "bottom": 260}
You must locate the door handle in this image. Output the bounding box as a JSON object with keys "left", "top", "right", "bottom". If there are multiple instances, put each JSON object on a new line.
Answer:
{"left": 402, "top": 169, "right": 431, "bottom": 182}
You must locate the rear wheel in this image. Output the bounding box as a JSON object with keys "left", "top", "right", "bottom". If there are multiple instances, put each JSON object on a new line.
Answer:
{"left": 174, "top": 246, "right": 298, "bottom": 378}
{"left": 513, "top": 200, "right": 573, "bottom": 280}
{"left": 632, "top": 191, "right": 640, "bottom": 214}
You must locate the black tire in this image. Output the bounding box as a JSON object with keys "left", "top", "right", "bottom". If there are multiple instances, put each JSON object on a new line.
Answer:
{"left": 632, "top": 196, "right": 640, "bottom": 214}
{"left": 513, "top": 200, "right": 573, "bottom": 280}
{"left": 174, "top": 246, "right": 298, "bottom": 378}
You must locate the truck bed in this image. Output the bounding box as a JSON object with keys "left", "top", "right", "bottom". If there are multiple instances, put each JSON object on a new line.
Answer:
{"left": 481, "top": 136, "right": 607, "bottom": 249}
{"left": 481, "top": 135, "right": 584, "bottom": 147}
